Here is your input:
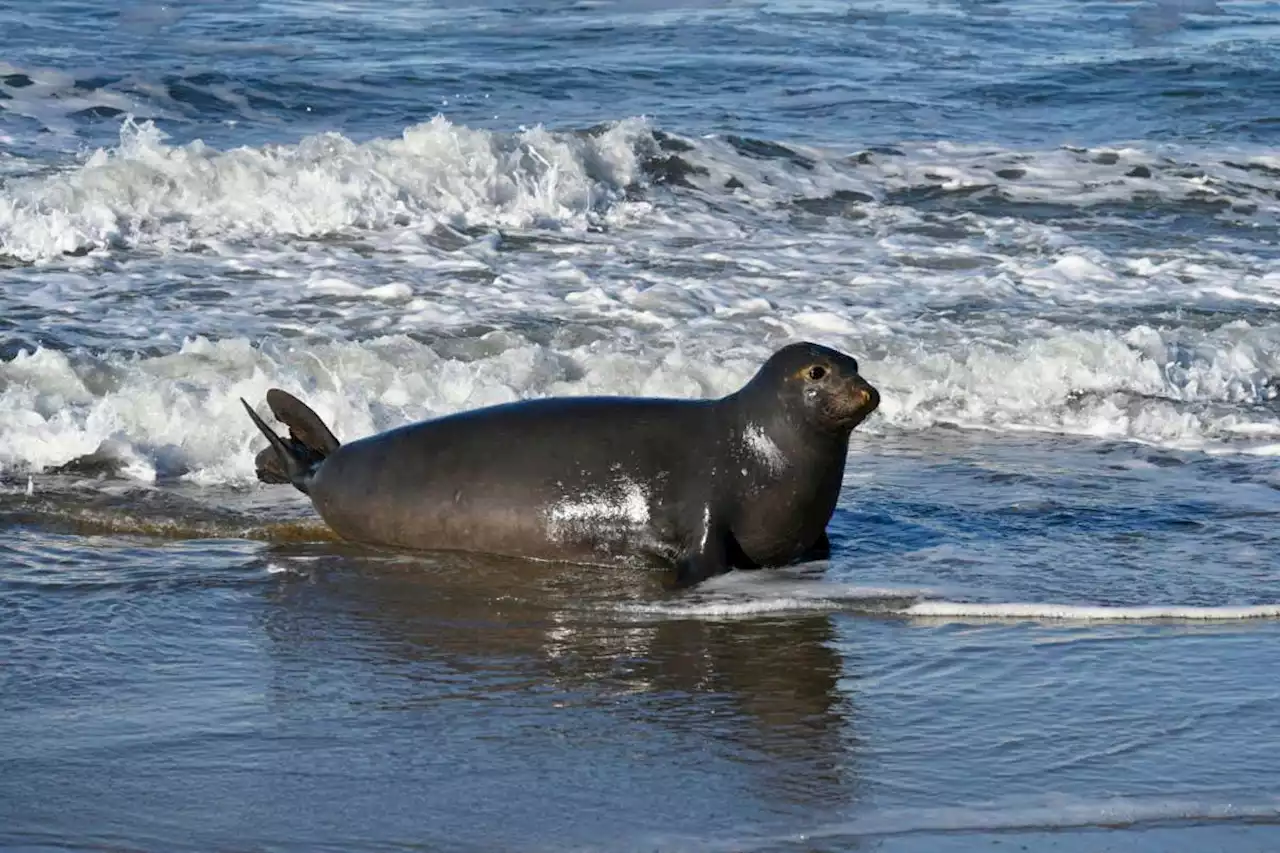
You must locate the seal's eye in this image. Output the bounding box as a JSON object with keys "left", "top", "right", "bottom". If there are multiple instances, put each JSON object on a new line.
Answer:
{"left": 806, "top": 364, "right": 828, "bottom": 381}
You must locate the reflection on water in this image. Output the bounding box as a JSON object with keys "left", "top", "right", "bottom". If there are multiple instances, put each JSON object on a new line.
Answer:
{"left": 1, "top": 532, "right": 870, "bottom": 850}
{"left": 260, "top": 544, "right": 861, "bottom": 815}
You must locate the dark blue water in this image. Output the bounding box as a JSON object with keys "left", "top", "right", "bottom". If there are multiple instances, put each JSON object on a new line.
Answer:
{"left": 8, "top": 0, "right": 1280, "bottom": 157}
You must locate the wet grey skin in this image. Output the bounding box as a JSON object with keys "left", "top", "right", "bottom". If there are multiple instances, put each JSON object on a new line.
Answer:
{"left": 242, "top": 341, "right": 880, "bottom": 586}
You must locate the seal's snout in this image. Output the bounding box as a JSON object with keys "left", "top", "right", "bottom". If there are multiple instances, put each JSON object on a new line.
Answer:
{"left": 852, "top": 377, "right": 880, "bottom": 414}
{"left": 843, "top": 374, "right": 880, "bottom": 426}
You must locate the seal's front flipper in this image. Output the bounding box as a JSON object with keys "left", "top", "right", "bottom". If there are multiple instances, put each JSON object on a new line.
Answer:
{"left": 802, "top": 530, "right": 831, "bottom": 561}
{"left": 672, "top": 551, "right": 726, "bottom": 588}
{"left": 671, "top": 521, "right": 732, "bottom": 588}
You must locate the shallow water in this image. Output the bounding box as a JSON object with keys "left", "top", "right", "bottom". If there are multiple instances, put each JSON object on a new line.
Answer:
{"left": 4, "top": 1, "right": 1280, "bottom": 850}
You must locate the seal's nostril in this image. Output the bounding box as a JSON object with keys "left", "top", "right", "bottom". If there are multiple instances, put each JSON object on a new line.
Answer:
{"left": 851, "top": 384, "right": 879, "bottom": 412}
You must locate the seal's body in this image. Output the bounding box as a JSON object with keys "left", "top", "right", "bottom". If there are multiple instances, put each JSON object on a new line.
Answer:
{"left": 243, "top": 342, "right": 879, "bottom": 585}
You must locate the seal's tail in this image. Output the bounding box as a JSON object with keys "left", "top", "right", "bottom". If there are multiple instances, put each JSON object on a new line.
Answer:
{"left": 241, "top": 389, "right": 342, "bottom": 495}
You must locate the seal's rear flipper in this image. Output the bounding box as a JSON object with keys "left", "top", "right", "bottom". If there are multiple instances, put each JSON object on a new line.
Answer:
{"left": 266, "top": 389, "right": 340, "bottom": 457}
{"left": 242, "top": 390, "right": 341, "bottom": 495}
{"left": 254, "top": 444, "right": 292, "bottom": 484}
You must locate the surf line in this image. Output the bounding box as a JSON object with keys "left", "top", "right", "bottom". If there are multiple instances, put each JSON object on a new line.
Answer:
{"left": 904, "top": 601, "right": 1280, "bottom": 621}
{"left": 617, "top": 597, "right": 1280, "bottom": 622}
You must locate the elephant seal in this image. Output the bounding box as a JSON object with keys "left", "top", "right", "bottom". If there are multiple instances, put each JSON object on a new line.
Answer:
{"left": 242, "top": 341, "right": 879, "bottom": 586}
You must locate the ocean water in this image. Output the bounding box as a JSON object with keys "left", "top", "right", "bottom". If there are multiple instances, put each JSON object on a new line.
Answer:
{"left": 4, "top": 1, "right": 1280, "bottom": 850}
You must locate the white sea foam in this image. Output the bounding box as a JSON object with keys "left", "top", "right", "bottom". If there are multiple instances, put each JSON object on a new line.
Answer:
{"left": 3, "top": 318, "right": 1280, "bottom": 481}
{"left": 906, "top": 601, "right": 1280, "bottom": 622}
{"left": 0, "top": 334, "right": 748, "bottom": 481}
{"left": 619, "top": 575, "right": 933, "bottom": 619}
{"left": 625, "top": 595, "right": 1280, "bottom": 622}
{"left": 615, "top": 569, "right": 1280, "bottom": 622}
{"left": 0, "top": 114, "right": 651, "bottom": 261}
{"left": 617, "top": 595, "right": 905, "bottom": 618}
{"left": 3, "top": 118, "right": 1280, "bottom": 476}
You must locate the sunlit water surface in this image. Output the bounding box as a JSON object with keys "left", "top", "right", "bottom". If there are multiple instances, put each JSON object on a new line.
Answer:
{"left": 4, "top": 1, "right": 1280, "bottom": 850}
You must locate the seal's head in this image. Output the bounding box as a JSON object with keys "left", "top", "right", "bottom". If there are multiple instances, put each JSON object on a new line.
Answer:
{"left": 744, "top": 342, "right": 880, "bottom": 434}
